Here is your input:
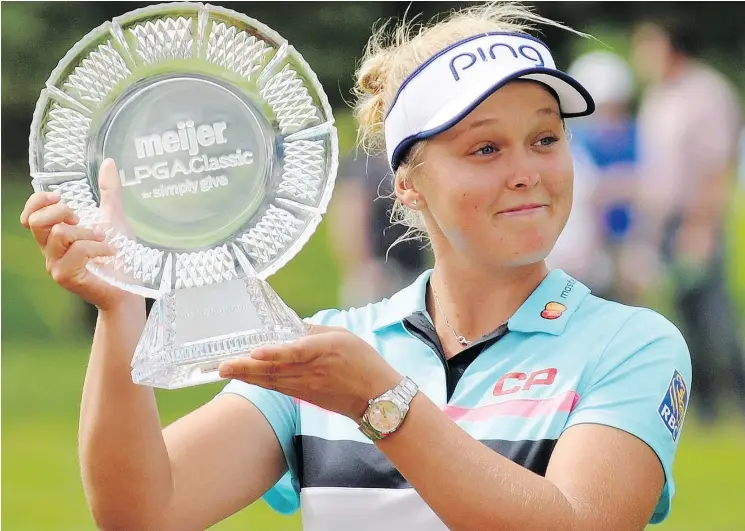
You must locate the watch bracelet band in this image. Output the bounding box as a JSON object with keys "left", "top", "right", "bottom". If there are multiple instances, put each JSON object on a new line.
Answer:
{"left": 358, "top": 376, "right": 418, "bottom": 441}
{"left": 392, "top": 375, "right": 418, "bottom": 403}
{"left": 359, "top": 418, "right": 384, "bottom": 441}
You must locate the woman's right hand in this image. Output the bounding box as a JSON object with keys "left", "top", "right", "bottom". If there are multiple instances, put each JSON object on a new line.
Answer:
{"left": 20, "top": 159, "right": 128, "bottom": 311}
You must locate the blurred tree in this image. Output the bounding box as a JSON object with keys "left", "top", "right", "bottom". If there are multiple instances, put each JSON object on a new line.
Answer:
{"left": 3, "top": 1, "right": 745, "bottom": 178}
{"left": 0, "top": 1, "right": 396, "bottom": 174}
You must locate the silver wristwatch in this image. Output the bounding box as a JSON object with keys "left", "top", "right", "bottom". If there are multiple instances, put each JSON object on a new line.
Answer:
{"left": 359, "top": 376, "right": 419, "bottom": 441}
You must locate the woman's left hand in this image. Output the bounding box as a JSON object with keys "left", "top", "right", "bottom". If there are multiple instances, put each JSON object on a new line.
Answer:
{"left": 218, "top": 325, "right": 402, "bottom": 421}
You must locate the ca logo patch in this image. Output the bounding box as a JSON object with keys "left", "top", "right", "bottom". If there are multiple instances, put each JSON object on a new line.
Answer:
{"left": 658, "top": 370, "right": 688, "bottom": 442}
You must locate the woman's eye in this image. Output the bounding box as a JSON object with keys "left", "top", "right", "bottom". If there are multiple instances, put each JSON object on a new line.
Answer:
{"left": 535, "top": 135, "right": 559, "bottom": 147}
{"left": 473, "top": 144, "right": 497, "bottom": 156}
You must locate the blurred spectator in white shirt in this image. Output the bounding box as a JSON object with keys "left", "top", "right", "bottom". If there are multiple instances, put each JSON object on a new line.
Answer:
{"left": 630, "top": 17, "right": 745, "bottom": 423}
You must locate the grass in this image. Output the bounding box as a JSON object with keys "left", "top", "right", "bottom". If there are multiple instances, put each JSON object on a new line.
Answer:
{"left": 659, "top": 420, "right": 745, "bottom": 531}
{"left": 1, "top": 342, "right": 301, "bottom": 531}
{"left": 3, "top": 341, "right": 745, "bottom": 530}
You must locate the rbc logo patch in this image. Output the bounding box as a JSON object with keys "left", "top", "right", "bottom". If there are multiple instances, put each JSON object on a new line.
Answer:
{"left": 658, "top": 370, "right": 688, "bottom": 442}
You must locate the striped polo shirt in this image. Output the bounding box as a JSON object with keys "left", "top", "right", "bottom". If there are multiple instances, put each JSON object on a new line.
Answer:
{"left": 219, "top": 269, "right": 691, "bottom": 530}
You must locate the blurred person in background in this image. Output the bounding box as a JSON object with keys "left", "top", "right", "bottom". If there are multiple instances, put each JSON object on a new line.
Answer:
{"left": 548, "top": 50, "right": 640, "bottom": 303}
{"left": 631, "top": 18, "right": 745, "bottom": 423}
{"left": 329, "top": 152, "right": 430, "bottom": 308}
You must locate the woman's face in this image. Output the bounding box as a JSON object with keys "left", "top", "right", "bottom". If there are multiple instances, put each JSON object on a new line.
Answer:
{"left": 403, "top": 81, "right": 574, "bottom": 268}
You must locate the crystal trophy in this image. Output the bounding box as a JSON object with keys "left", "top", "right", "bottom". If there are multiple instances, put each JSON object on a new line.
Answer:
{"left": 28, "top": 2, "right": 338, "bottom": 389}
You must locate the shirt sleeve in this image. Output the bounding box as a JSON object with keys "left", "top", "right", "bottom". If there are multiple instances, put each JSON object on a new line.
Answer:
{"left": 564, "top": 309, "right": 692, "bottom": 524}
{"left": 214, "top": 308, "right": 341, "bottom": 515}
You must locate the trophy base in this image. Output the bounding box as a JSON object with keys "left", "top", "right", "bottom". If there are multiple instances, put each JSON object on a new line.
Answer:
{"left": 130, "top": 277, "right": 307, "bottom": 390}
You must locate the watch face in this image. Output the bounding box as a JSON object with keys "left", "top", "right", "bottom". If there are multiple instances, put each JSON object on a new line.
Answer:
{"left": 368, "top": 400, "right": 402, "bottom": 433}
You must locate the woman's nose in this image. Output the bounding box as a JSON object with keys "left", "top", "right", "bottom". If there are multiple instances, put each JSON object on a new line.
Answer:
{"left": 503, "top": 147, "right": 542, "bottom": 190}
{"left": 506, "top": 168, "right": 541, "bottom": 190}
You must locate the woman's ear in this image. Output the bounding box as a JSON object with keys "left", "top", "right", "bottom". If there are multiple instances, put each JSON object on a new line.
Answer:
{"left": 394, "top": 168, "right": 425, "bottom": 210}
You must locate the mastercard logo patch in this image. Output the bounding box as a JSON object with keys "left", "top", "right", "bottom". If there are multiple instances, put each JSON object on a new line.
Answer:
{"left": 541, "top": 302, "right": 566, "bottom": 320}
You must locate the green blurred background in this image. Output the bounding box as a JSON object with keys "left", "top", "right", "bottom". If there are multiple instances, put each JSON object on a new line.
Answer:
{"left": 3, "top": 2, "right": 744, "bottom": 530}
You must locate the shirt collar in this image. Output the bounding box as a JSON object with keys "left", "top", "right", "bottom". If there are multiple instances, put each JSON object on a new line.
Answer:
{"left": 507, "top": 269, "right": 590, "bottom": 335}
{"left": 372, "top": 268, "right": 590, "bottom": 335}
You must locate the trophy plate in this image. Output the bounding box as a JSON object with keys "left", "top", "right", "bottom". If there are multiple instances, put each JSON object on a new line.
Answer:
{"left": 29, "top": 1, "right": 338, "bottom": 295}
{"left": 28, "top": 2, "right": 338, "bottom": 388}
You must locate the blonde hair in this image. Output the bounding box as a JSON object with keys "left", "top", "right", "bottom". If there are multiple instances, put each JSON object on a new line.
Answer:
{"left": 352, "top": 1, "right": 585, "bottom": 246}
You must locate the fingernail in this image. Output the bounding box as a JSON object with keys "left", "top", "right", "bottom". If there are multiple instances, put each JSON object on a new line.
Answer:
{"left": 94, "top": 228, "right": 106, "bottom": 240}
{"left": 218, "top": 363, "right": 234, "bottom": 378}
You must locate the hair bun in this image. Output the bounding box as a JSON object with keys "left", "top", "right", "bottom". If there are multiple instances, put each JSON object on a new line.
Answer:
{"left": 358, "top": 54, "right": 389, "bottom": 96}
{"left": 354, "top": 50, "right": 393, "bottom": 154}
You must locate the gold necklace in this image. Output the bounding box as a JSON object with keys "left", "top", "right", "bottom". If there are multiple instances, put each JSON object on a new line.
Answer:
{"left": 432, "top": 286, "right": 472, "bottom": 347}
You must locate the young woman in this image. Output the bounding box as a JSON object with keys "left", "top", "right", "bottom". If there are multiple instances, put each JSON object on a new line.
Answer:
{"left": 20, "top": 3, "right": 690, "bottom": 531}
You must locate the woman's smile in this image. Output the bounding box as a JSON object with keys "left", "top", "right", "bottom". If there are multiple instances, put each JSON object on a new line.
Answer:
{"left": 497, "top": 203, "right": 549, "bottom": 217}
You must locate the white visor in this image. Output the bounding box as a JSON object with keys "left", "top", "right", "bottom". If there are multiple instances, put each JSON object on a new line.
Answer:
{"left": 384, "top": 32, "right": 595, "bottom": 170}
